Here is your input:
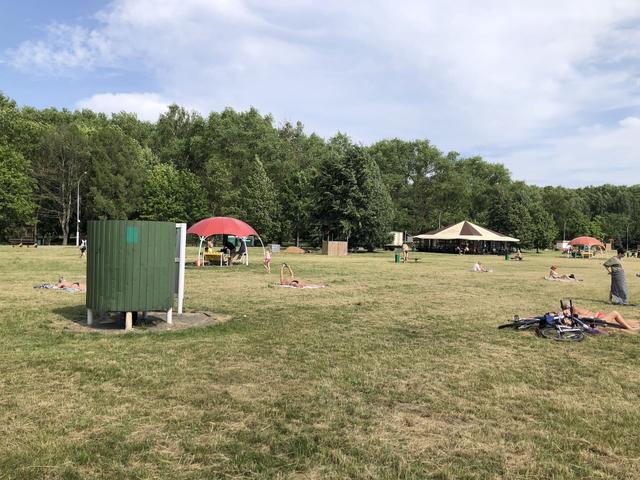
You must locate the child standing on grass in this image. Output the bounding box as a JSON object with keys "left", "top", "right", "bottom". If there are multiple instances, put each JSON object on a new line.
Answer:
{"left": 401, "top": 243, "right": 410, "bottom": 263}
{"left": 263, "top": 248, "right": 272, "bottom": 273}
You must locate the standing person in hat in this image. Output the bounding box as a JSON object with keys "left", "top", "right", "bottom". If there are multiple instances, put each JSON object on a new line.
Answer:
{"left": 604, "top": 247, "right": 629, "bottom": 305}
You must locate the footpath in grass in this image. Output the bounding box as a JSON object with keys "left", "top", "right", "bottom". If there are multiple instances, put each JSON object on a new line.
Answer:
{"left": 0, "top": 246, "right": 639, "bottom": 479}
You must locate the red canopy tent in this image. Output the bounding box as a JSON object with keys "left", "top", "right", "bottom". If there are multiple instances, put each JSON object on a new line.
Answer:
{"left": 568, "top": 236, "right": 605, "bottom": 248}
{"left": 187, "top": 216, "right": 265, "bottom": 265}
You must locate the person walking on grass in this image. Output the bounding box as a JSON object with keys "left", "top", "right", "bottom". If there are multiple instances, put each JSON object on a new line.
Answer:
{"left": 604, "top": 247, "right": 628, "bottom": 305}
{"left": 263, "top": 248, "right": 272, "bottom": 273}
{"left": 401, "top": 242, "right": 410, "bottom": 263}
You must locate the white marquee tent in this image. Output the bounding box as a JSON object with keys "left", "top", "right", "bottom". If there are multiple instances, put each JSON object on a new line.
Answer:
{"left": 414, "top": 220, "right": 519, "bottom": 253}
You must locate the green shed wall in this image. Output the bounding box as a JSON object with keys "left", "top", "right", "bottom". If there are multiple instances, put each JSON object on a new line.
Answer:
{"left": 86, "top": 220, "right": 176, "bottom": 312}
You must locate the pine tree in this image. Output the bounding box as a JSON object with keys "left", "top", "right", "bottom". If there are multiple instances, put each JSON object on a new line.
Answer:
{"left": 236, "top": 156, "right": 279, "bottom": 241}
{"left": 313, "top": 139, "right": 393, "bottom": 248}
{"left": 350, "top": 147, "right": 394, "bottom": 250}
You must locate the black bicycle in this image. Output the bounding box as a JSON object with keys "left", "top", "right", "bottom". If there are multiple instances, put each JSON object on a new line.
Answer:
{"left": 499, "top": 299, "right": 623, "bottom": 342}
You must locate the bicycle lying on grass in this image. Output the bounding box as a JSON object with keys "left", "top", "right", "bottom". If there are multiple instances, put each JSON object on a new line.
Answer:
{"left": 498, "top": 299, "right": 623, "bottom": 342}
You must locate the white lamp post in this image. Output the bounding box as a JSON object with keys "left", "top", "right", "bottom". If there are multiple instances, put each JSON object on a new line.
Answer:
{"left": 76, "top": 171, "right": 88, "bottom": 247}
{"left": 626, "top": 224, "right": 629, "bottom": 251}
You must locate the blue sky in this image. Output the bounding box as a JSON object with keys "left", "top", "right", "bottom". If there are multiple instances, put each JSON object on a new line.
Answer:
{"left": 2, "top": 0, "right": 640, "bottom": 186}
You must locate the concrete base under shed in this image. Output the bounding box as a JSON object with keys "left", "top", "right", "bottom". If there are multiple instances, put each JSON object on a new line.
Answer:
{"left": 60, "top": 310, "right": 231, "bottom": 334}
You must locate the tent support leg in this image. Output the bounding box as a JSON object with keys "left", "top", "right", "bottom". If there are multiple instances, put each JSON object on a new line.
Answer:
{"left": 197, "top": 236, "right": 204, "bottom": 266}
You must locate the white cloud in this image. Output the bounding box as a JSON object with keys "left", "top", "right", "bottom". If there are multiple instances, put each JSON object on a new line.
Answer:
{"left": 76, "top": 92, "right": 170, "bottom": 121}
{"left": 8, "top": 23, "right": 115, "bottom": 72}
{"left": 490, "top": 116, "right": 640, "bottom": 187}
{"left": 5, "top": 0, "right": 640, "bottom": 184}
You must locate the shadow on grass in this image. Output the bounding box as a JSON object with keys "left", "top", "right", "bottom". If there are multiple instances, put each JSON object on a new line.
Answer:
{"left": 563, "top": 295, "right": 639, "bottom": 308}
{"left": 51, "top": 305, "right": 228, "bottom": 334}
{"left": 52, "top": 305, "right": 164, "bottom": 330}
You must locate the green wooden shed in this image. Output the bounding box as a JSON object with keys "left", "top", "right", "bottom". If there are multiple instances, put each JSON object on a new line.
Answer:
{"left": 86, "top": 220, "right": 176, "bottom": 330}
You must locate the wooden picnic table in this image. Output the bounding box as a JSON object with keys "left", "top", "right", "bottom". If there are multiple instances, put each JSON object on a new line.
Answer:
{"left": 204, "top": 251, "right": 228, "bottom": 266}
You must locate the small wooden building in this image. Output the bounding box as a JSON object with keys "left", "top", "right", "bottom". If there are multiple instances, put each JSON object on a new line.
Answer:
{"left": 322, "top": 240, "right": 348, "bottom": 256}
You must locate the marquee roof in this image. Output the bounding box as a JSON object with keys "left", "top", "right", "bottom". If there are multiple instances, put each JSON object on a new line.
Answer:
{"left": 568, "top": 236, "right": 604, "bottom": 248}
{"left": 414, "top": 220, "right": 519, "bottom": 242}
{"left": 187, "top": 216, "right": 258, "bottom": 238}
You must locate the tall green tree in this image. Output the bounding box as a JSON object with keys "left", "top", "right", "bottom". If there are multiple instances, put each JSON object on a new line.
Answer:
{"left": 234, "top": 156, "right": 280, "bottom": 242}
{"left": 139, "top": 163, "right": 208, "bottom": 224}
{"left": 487, "top": 183, "right": 557, "bottom": 249}
{"left": 0, "top": 144, "right": 37, "bottom": 239}
{"left": 350, "top": 147, "right": 394, "bottom": 250}
{"left": 86, "top": 125, "right": 146, "bottom": 220}
{"left": 280, "top": 169, "right": 313, "bottom": 246}
{"left": 313, "top": 137, "right": 393, "bottom": 248}
{"left": 34, "top": 124, "right": 90, "bottom": 244}
{"left": 153, "top": 104, "right": 205, "bottom": 170}
{"left": 313, "top": 136, "right": 361, "bottom": 242}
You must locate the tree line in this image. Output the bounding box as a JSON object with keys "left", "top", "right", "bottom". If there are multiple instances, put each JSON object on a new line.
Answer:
{"left": 2, "top": 91, "right": 639, "bottom": 250}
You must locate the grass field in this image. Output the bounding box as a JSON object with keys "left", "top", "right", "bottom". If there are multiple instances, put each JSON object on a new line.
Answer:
{"left": 1, "top": 246, "right": 640, "bottom": 479}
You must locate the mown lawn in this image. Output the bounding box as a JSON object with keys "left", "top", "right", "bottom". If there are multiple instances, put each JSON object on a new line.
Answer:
{"left": 1, "top": 245, "right": 639, "bottom": 479}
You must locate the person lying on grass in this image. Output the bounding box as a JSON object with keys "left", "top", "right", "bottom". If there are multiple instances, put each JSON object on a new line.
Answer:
{"left": 280, "top": 263, "right": 306, "bottom": 288}
{"left": 561, "top": 304, "right": 640, "bottom": 331}
{"left": 548, "top": 265, "right": 580, "bottom": 281}
{"left": 57, "top": 276, "right": 86, "bottom": 292}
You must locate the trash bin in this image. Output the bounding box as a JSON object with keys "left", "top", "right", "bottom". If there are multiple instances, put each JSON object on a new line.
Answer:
{"left": 395, "top": 252, "right": 401, "bottom": 263}
{"left": 504, "top": 253, "right": 510, "bottom": 260}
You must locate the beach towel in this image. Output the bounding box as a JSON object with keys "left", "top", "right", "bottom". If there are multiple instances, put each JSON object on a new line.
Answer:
{"left": 609, "top": 269, "right": 628, "bottom": 304}
{"left": 33, "top": 284, "right": 82, "bottom": 293}
{"left": 544, "top": 276, "right": 581, "bottom": 282}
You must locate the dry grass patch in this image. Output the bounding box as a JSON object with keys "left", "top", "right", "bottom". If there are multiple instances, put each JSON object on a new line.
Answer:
{"left": 1, "top": 246, "right": 640, "bottom": 478}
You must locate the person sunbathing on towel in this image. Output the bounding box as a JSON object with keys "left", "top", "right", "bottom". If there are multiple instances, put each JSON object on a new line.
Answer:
{"left": 561, "top": 304, "right": 639, "bottom": 331}
{"left": 549, "top": 265, "right": 578, "bottom": 280}
{"left": 472, "top": 261, "right": 489, "bottom": 272}
{"left": 280, "top": 264, "right": 306, "bottom": 288}
{"left": 57, "top": 276, "right": 86, "bottom": 292}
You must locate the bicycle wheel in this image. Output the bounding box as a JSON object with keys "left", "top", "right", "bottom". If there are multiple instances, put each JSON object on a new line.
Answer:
{"left": 537, "top": 326, "right": 585, "bottom": 342}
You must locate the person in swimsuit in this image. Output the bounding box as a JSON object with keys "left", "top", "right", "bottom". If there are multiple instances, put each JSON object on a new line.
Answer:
{"left": 57, "top": 276, "right": 86, "bottom": 292}
{"left": 561, "top": 304, "right": 640, "bottom": 330}
{"left": 548, "top": 265, "right": 576, "bottom": 280}
{"left": 473, "top": 261, "right": 489, "bottom": 272}
{"left": 263, "top": 248, "right": 272, "bottom": 273}
{"left": 280, "top": 264, "right": 306, "bottom": 288}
